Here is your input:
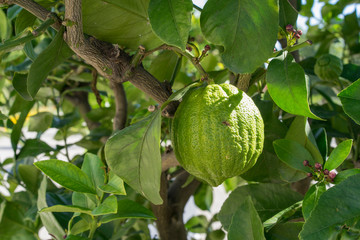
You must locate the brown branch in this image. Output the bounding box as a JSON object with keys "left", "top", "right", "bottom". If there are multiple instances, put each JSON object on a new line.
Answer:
{"left": 64, "top": 91, "right": 100, "bottom": 131}
{"left": 161, "top": 150, "right": 179, "bottom": 172}
{"left": 91, "top": 69, "right": 102, "bottom": 107}
{"left": 2, "top": 0, "right": 62, "bottom": 30}
{"left": 151, "top": 172, "right": 201, "bottom": 240}
{"left": 111, "top": 82, "right": 127, "bottom": 131}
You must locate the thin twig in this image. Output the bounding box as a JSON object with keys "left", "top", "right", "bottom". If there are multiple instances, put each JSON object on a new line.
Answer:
{"left": 91, "top": 69, "right": 102, "bottom": 107}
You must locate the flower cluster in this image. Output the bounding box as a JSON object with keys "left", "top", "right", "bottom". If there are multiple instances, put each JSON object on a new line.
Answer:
{"left": 285, "top": 24, "right": 303, "bottom": 46}
{"left": 303, "top": 160, "right": 337, "bottom": 183}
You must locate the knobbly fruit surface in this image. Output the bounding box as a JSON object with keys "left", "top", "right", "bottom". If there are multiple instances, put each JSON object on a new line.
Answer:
{"left": 171, "top": 83, "right": 264, "bottom": 186}
{"left": 314, "top": 54, "right": 343, "bottom": 82}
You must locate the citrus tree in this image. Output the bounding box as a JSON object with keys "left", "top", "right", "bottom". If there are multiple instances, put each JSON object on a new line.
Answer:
{"left": 0, "top": 0, "right": 359, "bottom": 239}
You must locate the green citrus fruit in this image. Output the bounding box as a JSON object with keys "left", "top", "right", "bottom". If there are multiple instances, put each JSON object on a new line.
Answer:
{"left": 171, "top": 83, "right": 264, "bottom": 186}
{"left": 314, "top": 54, "right": 343, "bottom": 82}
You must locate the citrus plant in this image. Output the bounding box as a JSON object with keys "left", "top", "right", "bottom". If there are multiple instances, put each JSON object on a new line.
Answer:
{"left": 0, "top": 0, "right": 359, "bottom": 239}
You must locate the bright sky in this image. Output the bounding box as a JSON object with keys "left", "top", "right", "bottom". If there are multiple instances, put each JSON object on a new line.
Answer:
{"left": 193, "top": 0, "right": 360, "bottom": 33}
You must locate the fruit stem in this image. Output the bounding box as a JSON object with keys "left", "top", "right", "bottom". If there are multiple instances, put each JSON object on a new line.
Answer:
{"left": 272, "top": 40, "right": 312, "bottom": 58}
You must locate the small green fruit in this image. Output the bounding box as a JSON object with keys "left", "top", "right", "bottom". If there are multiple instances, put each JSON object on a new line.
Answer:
{"left": 171, "top": 83, "right": 264, "bottom": 186}
{"left": 314, "top": 54, "right": 343, "bottom": 82}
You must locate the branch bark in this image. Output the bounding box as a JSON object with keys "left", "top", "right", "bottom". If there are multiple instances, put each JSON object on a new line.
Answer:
{"left": 151, "top": 172, "right": 201, "bottom": 240}
{"left": 111, "top": 82, "right": 127, "bottom": 131}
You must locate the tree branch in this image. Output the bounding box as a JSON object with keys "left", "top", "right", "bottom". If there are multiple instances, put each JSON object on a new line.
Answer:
{"left": 111, "top": 82, "right": 127, "bottom": 131}
{"left": 1, "top": 0, "right": 62, "bottom": 30}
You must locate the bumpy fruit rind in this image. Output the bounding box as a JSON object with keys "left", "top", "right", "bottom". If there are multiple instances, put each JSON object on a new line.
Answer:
{"left": 314, "top": 54, "right": 343, "bottom": 82}
{"left": 171, "top": 83, "right": 264, "bottom": 186}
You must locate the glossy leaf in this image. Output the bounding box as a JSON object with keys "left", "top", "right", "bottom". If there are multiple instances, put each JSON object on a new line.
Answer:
{"left": 302, "top": 183, "right": 326, "bottom": 220}
{"left": 81, "top": 153, "right": 106, "bottom": 197}
{"left": 10, "top": 96, "right": 35, "bottom": 152}
{"left": 273, "top": 139, "right": 314, "bottom": 172}
{"left": 148, "top": 50, "right": 181, "bottom": 82}
{"left": 266, "top": 54, "right": 322, "bottom": 120}
{"left": 105, "top": 110, "right": 163, "bottom": 205}
{"left": 82, "top": 0, "right": 163, "bottom": 50}
{"left": 72, "top": 192, "right": 97, "bottom": 210}
{"left": 338, "top": 79, "right": 360, "bottom": 125}
{"left": 218, "top": 183, "right": 302, "bottom": 230}
{"left": 266, "top": 222, "right": 304, "bottom": 240}
{"left": 161, "top": 81, "right": 202, "bottom": 110}
{"left": 228, "top": 197, "right": 265, "bottom": 240}
{"left": 27, "top": 27, "right": 73, "bottom": 99}
{"left": 263, "top": 201, "right": 302, "bottom": 231}
{"left": 18, "top": 164, "right": 42, "bottom": 194}
{"left": 185, "top": 215, "right": 208, "bottom": 233}
{"left": 65, "top": 234, "right": 90, "bottom": 240}
{"left": 100, "top": 199, "right": 156, "bottom": 224}
{"left": 148, "top": 0, "right": 192, "bottom": 50}
{"left": 17, "top": 139, "right": 54, "bottom": 159}
{"left": 37, "top": 177, "right": 66, "bottom": 239}
{"left": 12, "top": 73, "right": 32, "bottom": 100}
{"left": 314, "top": 128, "right": 328, "bottom": 160}
{"left": 40, "top": 205, "right": 92, "bottom": 215}
{"left": 99, "top": 171, "right": 126, "bottom": 195}
{"left": 300, "top": 174, "right": 360, "bottom": 240}
{"left": 15, "top": 9, "right": 36, "bottom": 35}
{"left": 92, "top": 195, "right": 117, "bottom": 216}
{"left": 285, "top": 116, "right": 323, "bottom": 164}
{"left": 194, "top": 183, "right": 213, "bottom": 211}
{"left": 334, "top": 169, "right": 360, "bottom": 184}
{"left": 34, "top": 160, "right": 97, "bottom": 194}
{"left": 0, "top": 9, "right": 11, "bottom": 41}
{"left": 279, "top": 0, "right": 298, "bottom": 30}
{"left": 200, "top": 0, "right": 278, "bottom": 73}
{"left": 28, "top": 112, "right": 53, "bottom": 132}
{"left": 324, "top": 139, "right": 353, "bottom": 170}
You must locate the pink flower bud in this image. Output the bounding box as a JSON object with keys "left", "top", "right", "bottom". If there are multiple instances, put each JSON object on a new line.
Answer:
{"left": 307, "top": 172, "right": 313, "bottom": 178}
{"left": 286, "top": 24, "right": 293, "bottom": 32}
{"left": 315, "top": 163, "right": 322, "bottom": 170}
{"left": 303, "top": 160, "right": 309, "bottom": 166}
{"left": 329, "top": 171, "right": 337, "bottom": 180}
{"left": 323, "top": 169, "right": 329, "bottom": 175}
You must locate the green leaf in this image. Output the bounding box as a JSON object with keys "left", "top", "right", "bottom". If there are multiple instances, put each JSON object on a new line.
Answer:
{"left": 341, "top": 64, "right": 360, "bottom": 82}
{"left": 99, "top": 171, "right": 126, "bottom": 195}
{"left": 92, "top": 195, "right": 117, "bottom": 216}
{"left": 37, "top": 177, "right": 66, "bottom": 240}
{"left": 194, "top": 183, "right": 213, "bottom": 211}
{"left": 27, "top": 27, "right": 73, "bottom": 99}
{"left": 338, "top": 79, "right": 360, "bottom": 125}
{"left": 40, "top": 205, "right": 92, "bottom": 215}
{"left": 200, "top": 0, "right": 278, "bottom": 73}
{"left": 161, "top": 81, "right": 202, "bottom": 110}
{"left": 10, "top": 96, "right": 35, "bottom": 152}
{"left": 28, "top": 112, "right": 53, "bottom": 132}
{"left": 299, "top": 174, "right": 360, "bottom": 240}
{"left": 266, "top": 54, "right": 322, "bottom": 120}
{"left": 273, "top": 139, "right": 314, "bottom": 172}
{"left": 228, "top": 196, "right": 265, "bottom": 240}
{"left": 334, "top": 169, "right": 360, "bottom": 184}
{"left": 18, "top": 164, "right": 42, "bottom": 194}
{"left": 285, "top": 116, "right": 323, "bottom": 164}
{"left": 72, "top": 192, "right": 97, "bottom": 210}
{"left": 302, "top": 183, "right": 326, "bottom": 221}
{"left": 148, "top": 0, "right": 192, "bottom": 50}
{"left": 34, "top": 160, "right": 97, "bottom": 194}
{"left": 263, "top": 201, "right": 302, "bottom": 231}
{"left": 17, "top": 139, "right": 54, "bottom": 159}
{"left": 0, "top": 9, "right": 12, "bottom": 41}
{"left": 218, "top": 183, "right": 302, "bottom": 230}
{"left": 82, "top": 0, "right": 163, "bottom": 50}
{"left": 185, "top": 215, "right": 208, "bottom": 233}
{"left": 15, "top": 9, "right": 37, "bottom": 35}
{"left": 279, "top": 0, "right": 298, "bottom": 30}
{"left": 324, "top": 139, "right": 353, "bottom": 171}
{"left": 105, "top": 110, "right": 163, "bottom": 205}
{"left": 148, "top": 50, "right": 181, "bottom": 82}
{"left": 65, "top": 234, "right": 90, "bottom": 240}
{"left": 81, "top": 153, "right": 106, "bottom": 197}
{"left": 12, "top": 73, "right": 32, "bottom": 100}
{"left": 314, "top": 128, "right": 328, "bottom": 160}
{"left": 0, "top": 110, "right": 7, "bottom": 120}
{"left": 266, "top": 222, "right": 304, "bottom": 240}
{"left": 100, "top": 199, "right": 156, "bottom": 224}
